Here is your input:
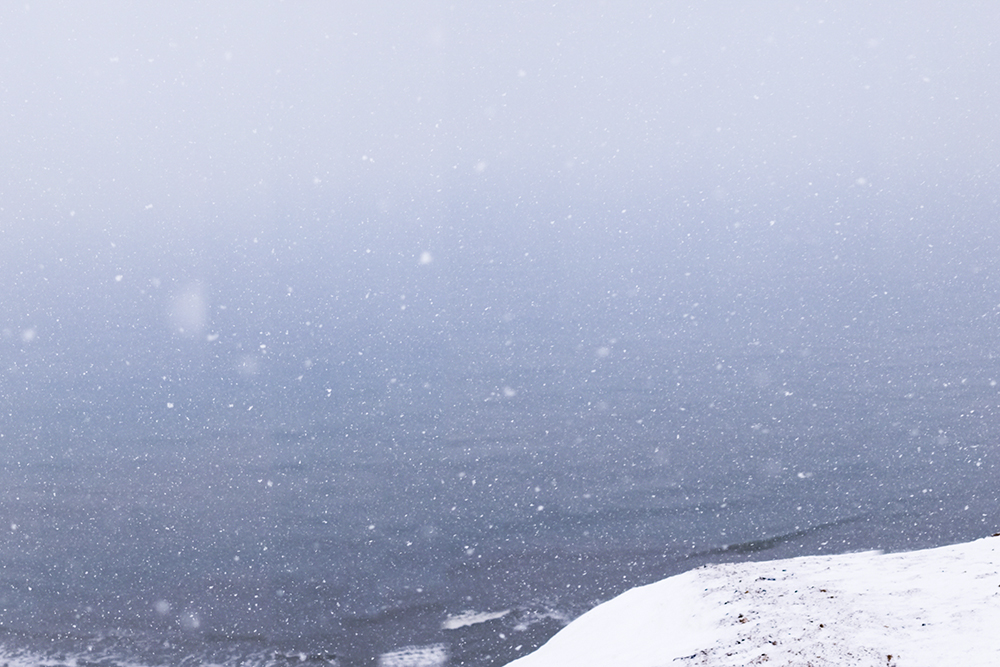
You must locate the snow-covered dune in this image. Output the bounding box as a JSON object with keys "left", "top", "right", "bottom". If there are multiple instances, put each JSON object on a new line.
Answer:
{"left": 507, "top": 536, "right": 1000, "bottom": 666}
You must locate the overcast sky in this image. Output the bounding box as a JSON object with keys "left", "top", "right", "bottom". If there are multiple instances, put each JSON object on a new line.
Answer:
{"left": 3, "top": 2, "right": 997, "bottom": 239}
{"left": 2, "top": 1, "right": 999, "bottom": 372}
{"left": 0, "top": 0, "right": 998, "bottom": 450}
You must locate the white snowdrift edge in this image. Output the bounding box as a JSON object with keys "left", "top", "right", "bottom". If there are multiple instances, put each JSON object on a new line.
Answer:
{"left": 507, "top": 536, "right": 1000, "bottom": 666}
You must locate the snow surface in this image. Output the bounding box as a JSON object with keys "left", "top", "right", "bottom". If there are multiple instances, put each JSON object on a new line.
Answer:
{"left": 507, "top": 535, "right": 1000, "bottom": 666}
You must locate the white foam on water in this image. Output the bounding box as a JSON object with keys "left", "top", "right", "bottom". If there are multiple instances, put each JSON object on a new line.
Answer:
{"left": 0, "top": 645, "right": 327, "bottom": 667}
{"left": 441, "top": 609, "right": 511, "bottom": 630}
{"left": 510, "top": 608, "right": 571, "bottom": 633}
{"left": 0, "top": 647, "right": 108, "bottom": 667}
{"left": 376, "top": 643, "right": 449, "bottom": 667}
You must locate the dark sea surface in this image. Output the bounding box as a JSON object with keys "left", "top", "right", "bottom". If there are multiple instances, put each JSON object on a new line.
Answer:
{"left": 3, "top": 218, "right": 1000, "bottom": 666}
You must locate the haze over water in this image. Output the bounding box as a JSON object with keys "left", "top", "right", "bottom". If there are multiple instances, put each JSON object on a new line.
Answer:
{"left": 2, "top": 2, "right": 999, "bottom": 665}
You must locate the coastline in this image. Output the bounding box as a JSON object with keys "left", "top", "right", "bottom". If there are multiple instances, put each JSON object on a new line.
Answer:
{"left": 507, "top": 535, "right": 1000, "bottom": 666}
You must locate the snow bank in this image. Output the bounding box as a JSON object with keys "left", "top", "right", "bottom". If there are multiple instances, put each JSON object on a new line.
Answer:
{"left": 507, "top": 536, "right": 1000, "bottom": 666}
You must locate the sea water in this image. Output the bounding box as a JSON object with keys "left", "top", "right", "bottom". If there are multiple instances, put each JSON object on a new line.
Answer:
{"left": 3, "top": 278, "right": 999, "bottom": 667}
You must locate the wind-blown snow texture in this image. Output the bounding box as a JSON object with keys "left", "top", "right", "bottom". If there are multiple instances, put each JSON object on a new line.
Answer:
{"left": 509, "top": 535, "right": 1000, "bottom": 666}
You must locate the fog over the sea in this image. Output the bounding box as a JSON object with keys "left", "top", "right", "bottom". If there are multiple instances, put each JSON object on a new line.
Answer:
{"left": 3, "top": 5, "right": 1000, "bottom": 665}
{"left": 2, "top": 1, "right": 999, "bottom": 436}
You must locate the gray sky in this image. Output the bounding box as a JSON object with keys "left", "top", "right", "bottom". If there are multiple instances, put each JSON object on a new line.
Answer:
{"left": 3, "top": 2, "right": 997, "bottom": 238}
{"left": 2, "top": 1, "right": 999, "bottom": 360}
{"left": 1, "top": 1, "right": 999, "bottom": 443}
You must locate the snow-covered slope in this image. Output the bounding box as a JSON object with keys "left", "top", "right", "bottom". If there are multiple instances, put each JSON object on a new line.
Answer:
{"left": 507, "top": 536, "right": 1000, "bottom": 666}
